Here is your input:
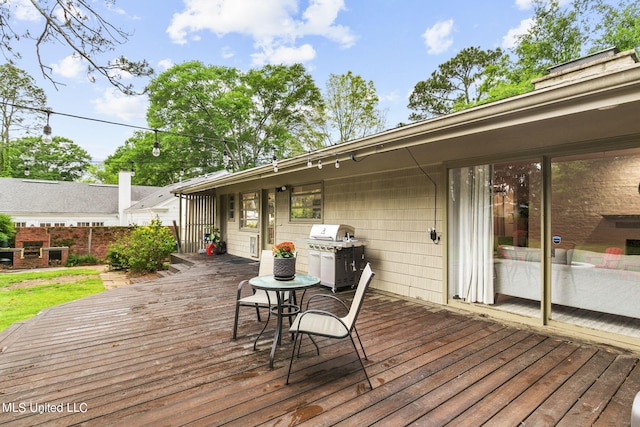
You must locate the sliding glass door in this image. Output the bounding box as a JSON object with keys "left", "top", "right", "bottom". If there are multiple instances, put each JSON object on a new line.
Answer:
{"left": 449, "top": 160, "right": 542, "bottom": 317}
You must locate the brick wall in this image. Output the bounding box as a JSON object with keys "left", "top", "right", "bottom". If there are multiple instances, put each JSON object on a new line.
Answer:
{"left": 9, "top": 225, "right": 176, "bottom": 269}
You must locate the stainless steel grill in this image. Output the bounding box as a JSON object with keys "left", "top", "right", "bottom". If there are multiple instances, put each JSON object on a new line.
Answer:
{"left": 306, "top": 224, "right": 366, "bottom": 292}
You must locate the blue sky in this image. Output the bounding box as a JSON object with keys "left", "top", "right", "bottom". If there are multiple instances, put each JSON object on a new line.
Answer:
{"left": 7, "top": 0, "right": 546, "bottom": 160}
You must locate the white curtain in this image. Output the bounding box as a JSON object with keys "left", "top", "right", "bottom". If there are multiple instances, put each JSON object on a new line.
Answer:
{"left": 449, "top": 165, "right": 494, "bottom": 304}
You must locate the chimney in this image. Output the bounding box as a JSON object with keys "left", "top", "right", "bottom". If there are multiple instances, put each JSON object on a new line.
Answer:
{"left": 532, "top": 48, "right": 640, "bottom": 90}
{"left": 118, "top": 170, "right": 132, "bottom": 226}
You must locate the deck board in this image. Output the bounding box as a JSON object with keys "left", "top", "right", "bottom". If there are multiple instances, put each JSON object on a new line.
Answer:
{"left": 0, "top": 254, "right": 639, "bottom": 426}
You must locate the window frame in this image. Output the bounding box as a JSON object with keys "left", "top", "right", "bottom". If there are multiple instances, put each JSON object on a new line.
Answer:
{"left": 240, "top": 191, "right": 260, "bottom": 230}
{"left": 289, "top": 182, "right": 322, "bottom": 222}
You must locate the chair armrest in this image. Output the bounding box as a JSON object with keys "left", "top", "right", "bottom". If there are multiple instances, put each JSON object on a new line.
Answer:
{"left": 236, "top": 279, "right": 252, "bottom": 299}
{"left": 306, "top": 293, "right": 349, "bottom": 313}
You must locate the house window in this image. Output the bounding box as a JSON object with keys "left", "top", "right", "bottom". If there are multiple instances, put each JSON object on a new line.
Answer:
{"left": 290, "top": 183, "right": 322, "bottom": 220}
{"left": 77, "top": 222, "right": 90, "bottom": 227}
{"left": 14, "top": 222, "right": 26, "bottom": 227}
{"left": 228, "top": 194, "right": 235, "bottom": 221}
{"left": 240, "top": 191, "right": 259, "bottom": 229}
{"left": 92, "top": 222, "right": 104, "bottom": 226}
{"left": 54, "top": 223, "right": 65, "bottom": 227}
{"left": 39, "top": 223, "right": 51, "bottom": 227}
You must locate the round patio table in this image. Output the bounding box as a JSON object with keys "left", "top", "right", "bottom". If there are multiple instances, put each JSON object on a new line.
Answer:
{"left": 249, "top": 274, "right": 320, "bottom": 368}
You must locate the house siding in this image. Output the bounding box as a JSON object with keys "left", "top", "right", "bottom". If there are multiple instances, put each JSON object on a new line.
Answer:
{"left": 216, "top": 165, "right": 445, "bottom": 304}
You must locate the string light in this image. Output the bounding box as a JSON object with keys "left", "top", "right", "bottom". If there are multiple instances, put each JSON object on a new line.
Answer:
{"left": 317, "top": 159, "right": 322, "bottom": 169}
{"left": 307, "top": 151, "right": 312, "bottom": 168}
{"left": 152, "top": 130, "right": 160, "bottom": 157}
{"left": 272, "top": 146, "right": 278, "bottom": 172}
{"left": 335, "top": 155, "right": 340, "bottom": 169}
{"left": 42, "top": 111, "right": 52, "bottom": 144}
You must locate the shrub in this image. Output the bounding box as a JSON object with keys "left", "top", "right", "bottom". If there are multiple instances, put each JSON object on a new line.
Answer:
{"left": 106, "top": 219, "right": 176, "bottom": 273}
{"left": 65, "top": 254, "right": 100, "bottom": 267}
{"left": 0, "top": 213, "right": 16, "bottom": 245}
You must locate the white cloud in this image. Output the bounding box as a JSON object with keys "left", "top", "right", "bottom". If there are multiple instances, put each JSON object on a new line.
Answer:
{"left": 11, "top": 0, "right": 41, "bottom": 21}
{"left": 251, "top": 43, "right": 316, "bottom": 66}
{"left": 422, "top": 19, "right": 454, "bottom": 54}
{"left": 158, "top": 59, "right": 174, "bottom": 71}
{"left": 515, "top": 0, "right": 533, "bottom": 10}
{"left": 92, "top": 88, "right": 147, "bottom": 122}
{"left": 166, "top": 0, "right": 355, "bottom": 65}
{"left": 221, "top": 46, "right": 235, "bottom": 59}
{"left": 51, "top": 55, "right": 85, "bottom": 79}
{"left": 515, "top": 0, "right": 572, "bottom": 10}
{"left": 502, "top": 17, "right": 534, "bottom": 49}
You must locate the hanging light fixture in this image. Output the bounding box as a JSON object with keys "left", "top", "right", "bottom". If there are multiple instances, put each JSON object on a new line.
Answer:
{"left": 335, "top": 155, "right": 340, "bottom": 169}
{"left": 42, "top": 112, "right": 52, "bottom": 144}
{"left": 179, "top": 167, "right": 185, "bottom": 179}
{"left": 317, "top": 159, "right": 323, "bottom": 169}
{"left": 223, "top": 149, "right": 230, "bottom": 168}
{"left": 130, "top": 163, "right": 135, "bottom": 177}
{"left": 152, "top": 130, "right": 160, "bottom": 157}
{"left": 272, "top": 146, "right": 278, "bottom": 172}
{"left": 24, "top": 166, "right": 30, "bottom": 176}
{"left": 307, "top": 150, "right": 312, "bottom": 168}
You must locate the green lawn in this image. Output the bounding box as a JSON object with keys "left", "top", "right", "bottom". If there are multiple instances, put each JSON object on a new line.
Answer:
{"left": 0, "top": 268, "right": 105, "bottom": 332}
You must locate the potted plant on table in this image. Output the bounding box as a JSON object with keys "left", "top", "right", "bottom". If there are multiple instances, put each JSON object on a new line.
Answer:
{"left": 272, "top": 241, "right": 296, "bottom": 280}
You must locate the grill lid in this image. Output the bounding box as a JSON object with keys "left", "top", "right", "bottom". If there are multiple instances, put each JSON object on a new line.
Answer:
{"left": 308, "top": 224, "right": 355, "bottom": 241}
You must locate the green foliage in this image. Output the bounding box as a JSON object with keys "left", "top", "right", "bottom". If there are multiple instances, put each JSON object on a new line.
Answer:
{"left": 319, "top": 71, "right": 386, "bottom": 145}
{"left": 0, "top": 213, "right": 15, "bottom": 243}
{"left": 408, "top": 47, "right": 504, "bottom": 120}
{"left": 7, "top": 136, "right": 91, "bottom": 180}
{"left": 0, "top": 63, "right": 47, "bottom": 177}
{"left": 590, "top": 0, "right": 640, "bottom": 53}
{"left": 512, "top": 0, "right": 588, "bottom": 78}
{"left": 0, "top": 269, "right": 103, "bottom": 331}
{"left": 99, "top": 131, "right": 188, "bottom": 186}
{"left": 408, "top": 0, "right": 640, "bottom": 118}
{"left": 118, "top": 61, "right": 325, "bottom": 181}
{"left": 64, "top": 254, "right": 100, "bottom": 267}
{"left": 106, "top": 219, "right": 176, "bottom": 273}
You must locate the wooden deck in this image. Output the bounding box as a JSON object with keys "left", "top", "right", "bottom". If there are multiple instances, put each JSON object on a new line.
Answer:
{"left": 1, "top": 254, "right": 639, "bottom": 426}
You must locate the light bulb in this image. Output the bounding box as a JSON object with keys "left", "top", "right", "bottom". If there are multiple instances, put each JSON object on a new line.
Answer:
{"left": 317, "top": 160, "right": 322, "bottom": 169}
{"left": 335, "top": 158, "right": 340, "bottom": 168}
{"left": 42, "top": 124, "right": 52, "bottom": 144}
{"left": 152, "top": 142, "right": 160, "bottom": 157}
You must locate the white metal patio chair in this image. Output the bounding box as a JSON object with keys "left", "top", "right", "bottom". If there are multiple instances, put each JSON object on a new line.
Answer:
{"left": 232, "top": 250, "right": 294, "bottom": 347}
{"left": 286, "top": 263, "right": 375, "bottom": 389}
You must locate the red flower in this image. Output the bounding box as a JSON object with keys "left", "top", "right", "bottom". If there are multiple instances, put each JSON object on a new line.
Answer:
{"left": 272, "top": 241, "right": 295, "bottom": 258}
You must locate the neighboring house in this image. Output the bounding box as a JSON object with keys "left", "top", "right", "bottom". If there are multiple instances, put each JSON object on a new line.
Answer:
{"left": 0, "top": 171, "right": 178, "bottom": 227}
{"left": 173, "top": 48, "right": 640, "bottom": 351}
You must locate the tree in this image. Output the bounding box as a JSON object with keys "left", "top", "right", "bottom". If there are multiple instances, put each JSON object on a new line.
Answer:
{"left": 0, "top": 64, "right": 47, "bottom": 176}
{"left": 459, "top": 0, "right": 639, "bottom": 108}
{"left": 408, "top": 46, "right": 504, "bottom": 120}
{"left": 98, "top": 131, "right": 194, "bottom": 186}
{"left": 145, "top": 61, "right": 323, "bottom": 173}
{"left": 7, "top": 136, "right": 91, "bottom": 181}
{"left": 319, "top": 71, "right": 386, "bottom": 145}
{"left": 590, "top": 0, "right": 640, "bottom": 53}
{"left": 512, "top": 0, "right": 589, "bottom": 78}
{"left": 0, "top": 0, "right": 152, "bottom": 94}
